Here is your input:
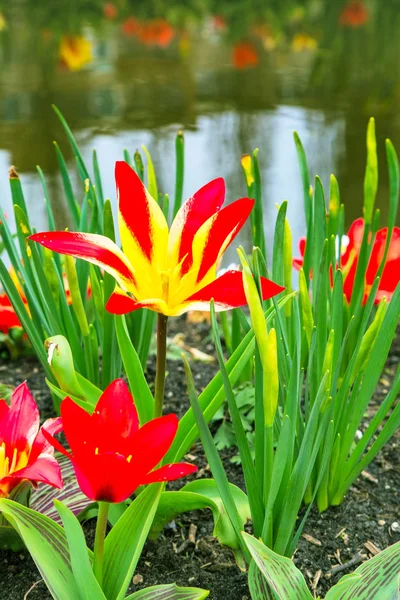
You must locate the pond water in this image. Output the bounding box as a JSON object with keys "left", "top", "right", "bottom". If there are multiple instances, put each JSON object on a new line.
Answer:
{"left": 0, "top": 0, "right": 399, "bottom": 259}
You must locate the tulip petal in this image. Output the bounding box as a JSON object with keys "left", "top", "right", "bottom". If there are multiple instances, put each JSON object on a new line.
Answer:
{"left": 0, "top": 399, "right": 8, "bottom": 423}
{"left": 292, "top": 237, "right": 306, "bottom": 271}
{"left": 29, "top": 232, "right": 137, "bottom": 293}
{"left": 30, "top": 417, "right": 63, "bottom": 463}
{"left": 91, "top": 379, "right": 139, "bottom": 454}
{"left": 71, "top": 453, "right": 136, "bottom": 503}
{"left": 192, "top": 198, "right": 255, "bottom": 284}
{"left": 106, "top": 288, "right": 169, "bottom": 315}
{"left": 184, "top": 270, "right": 285, "bottom": 312}
{"left": 168, "top": 178, "right": 225, "bottom": 275}
{"left": 0, "top": 382, "right": 40, "bottom": 455}
{"left": 129, "top": 414, "right": 178, "bottom": 476}
{"left": 0, "top": 305, "right": 22, "bottom": 333}
{"left": 60, "top": 397, "right": 94, "bottom": 456}
{"left": 9, "top": 455, "right": 63, "bottom": 489}
{"left": 142, "top": 462, "right": 197, "bottom": 484}
{"left": 41, "top": 428, "right": 73, "bottom": 460}
{"left": 116, "top": 161, "right": 169, "bottom": 298}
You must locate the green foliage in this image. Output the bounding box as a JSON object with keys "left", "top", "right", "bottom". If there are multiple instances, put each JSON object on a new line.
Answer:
{"left": 243, "top": 532, "right": 400, "bottom": 600}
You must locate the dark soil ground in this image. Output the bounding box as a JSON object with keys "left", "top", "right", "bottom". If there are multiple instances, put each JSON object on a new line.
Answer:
{"left": 0, "top": 318, "right": 399, "bottom": 600}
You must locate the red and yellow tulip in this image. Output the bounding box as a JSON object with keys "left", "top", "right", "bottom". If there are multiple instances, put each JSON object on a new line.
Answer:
{"left": 43, "top": 379, "right": 196, "bottom": 503}
{"left": 293, "top": 218, "right": 400, "bottom": 303}
{"left": 0, "top": 383, "right": 63, "bottom": 498}
{"left": 30, "top": 162, "right": 284, "bottom": 317}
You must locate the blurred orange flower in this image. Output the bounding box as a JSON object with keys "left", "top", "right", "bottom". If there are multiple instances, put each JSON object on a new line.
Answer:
{"left": 137, "top": 19, "right": 175, "bottom": 48}
{"left": 59, "top": 36, "right": 93, "bottom": 71}
{"left": 104, "top": 3, "right": 118, "bottom": 20}
{"left": 339, "top": 1, "right": 369, "bottom": 27}
{"left": 233, "top": 42, "right": 259, "bottom": 69}
{"left": 121, "top": 16, "right": 139, "bottom": 37}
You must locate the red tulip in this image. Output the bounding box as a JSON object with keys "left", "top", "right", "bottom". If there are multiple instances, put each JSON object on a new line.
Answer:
{"left": 0, "top": 383, "right": 63, "bottom": 498}
{"left": 293, "top": 218, "right": 400, "bottom": 303}
{"left": 30, "top": 162, "right": 284, "bottom": 317}
{"left": 0, "top": 294, "right": 23, "bottom": 334}
{"left": 43, "top": 379, "right": 197, "bottom": 503}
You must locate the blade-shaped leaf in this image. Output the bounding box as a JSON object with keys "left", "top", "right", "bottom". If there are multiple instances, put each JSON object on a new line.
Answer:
{"left": 248, "top": 559, "right": 277, "bottom": 600}
{"left": 103, "top": 483, "right": 163, "bottom": 600}
{"left": 325, "top": 541, "right": 400, "bottom": 600}
{"left": 125, "top": 583, "right": 209, "bottom": 600}
{"left": 55, "top": 501, "right": 106, "bottom": 599}
{"left": 0, "top": 498, "right": 81, "bottom": 600}
{"left": 242, "top": 533, "right": 313, "bottom": 600}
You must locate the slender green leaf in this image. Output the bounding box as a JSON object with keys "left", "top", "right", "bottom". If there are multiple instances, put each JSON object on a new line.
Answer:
{"left": 103, "top": 483, "right": 162, "bottom": 600}
{"left": 55, "top": 501, "right": 106, "bottom": 599}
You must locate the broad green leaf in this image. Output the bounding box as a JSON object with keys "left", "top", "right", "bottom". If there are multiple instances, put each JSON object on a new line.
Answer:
{"left": 125, "top": 583, "right": 209, "bottom": 600}
{"left": 248, "top": 560, "right": 277, "bottom": 600}
{"left": 325, "top": 541, "right": 400, "bottom": 600}
{"left": 0, "top": 499, "right": 81, "bottom": 600}
{"left": 31, "top": 453, "right": 93, "bottom": 523}
{"left": 243, "top": 533, "right": 313, "bottom": 600}
{"left": 103, "top": 483, "right": 163, "bottom": 600}
{"left": 151, "top": 479, "right": 250, "bottom": 552}
{"left": 56, "top": 501, "right": 106, "bottom": 599}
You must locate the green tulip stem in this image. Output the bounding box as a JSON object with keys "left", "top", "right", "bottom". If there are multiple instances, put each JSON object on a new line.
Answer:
{"left": 93, "top": 501, "right": 110, "bottom": 585}
{"left": 154, "top": 314, "right": 168, "bottom": 418}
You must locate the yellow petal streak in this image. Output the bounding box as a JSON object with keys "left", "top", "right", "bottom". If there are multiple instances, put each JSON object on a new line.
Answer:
{"left": 119, "top": 188, "right": 169, "bottom": 300}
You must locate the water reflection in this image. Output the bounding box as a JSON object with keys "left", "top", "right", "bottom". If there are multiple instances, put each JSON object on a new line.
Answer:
{"left": 0, "top": 0, "right": 399, "bottom": 248}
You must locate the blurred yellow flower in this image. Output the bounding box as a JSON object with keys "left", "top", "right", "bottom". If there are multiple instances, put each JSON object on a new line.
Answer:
{"left": 291, "top": 33, "right": 317, "bottom": 52}
{"left": 59, "top": 36, "right": 93, "bottom": 71}
{"left": 0, "top": 13, "right": 6, "bottom": 31}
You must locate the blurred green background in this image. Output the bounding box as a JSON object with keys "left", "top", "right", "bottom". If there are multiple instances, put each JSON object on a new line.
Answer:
{"left": 0, "top": 0, "right": 399, "bottom": 251}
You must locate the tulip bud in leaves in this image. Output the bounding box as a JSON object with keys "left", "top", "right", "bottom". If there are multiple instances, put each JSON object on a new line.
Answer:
{"left": 322, "top": 329, "right": 335, "bottom": 392}
{"left": 238, "top": 248, "right": 269, "bottom": 365}
{"left": 45, "top": 335, "right": 85, "bottom": 400}
{"left": 241, "top": 154, "right": 255, "bottom": 189}
{"left": 283, "top": 217, "right": 293, "bottom": 315}
{"left": 263, "top": 328, "right": 279, "bottom": 427}
{"left": 239, "top": 249, "right": 279, "bottom": 427}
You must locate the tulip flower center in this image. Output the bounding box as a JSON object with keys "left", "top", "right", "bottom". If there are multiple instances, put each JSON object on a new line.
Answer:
{"left": 0, "top": 443, "right": 21, "bottom": 478}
